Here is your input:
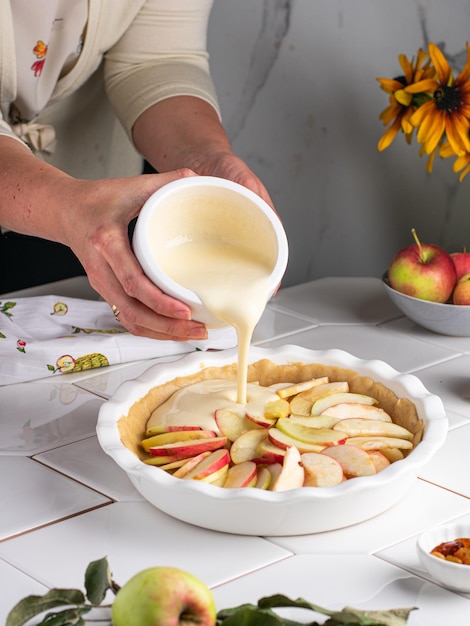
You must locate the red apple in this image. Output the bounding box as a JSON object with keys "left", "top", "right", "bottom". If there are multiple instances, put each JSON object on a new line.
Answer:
{"left": 451, "top": 248, "right": 470, "bottom": 280}
{"left": 388, "top": 229, "right": 456, "bottom": 303}
{"left": 452, "top": 272, "right": 470, "bottom": 305}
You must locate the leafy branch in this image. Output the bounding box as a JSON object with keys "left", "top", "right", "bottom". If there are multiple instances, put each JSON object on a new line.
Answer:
{"left": 7, "top": 558, "right": 417, "bottom": 626}
{"left": 6, "top": 557, "right": 119, "bottom": 626}
{"left": 216, "top": 594, "right": 416, "bottom": 626}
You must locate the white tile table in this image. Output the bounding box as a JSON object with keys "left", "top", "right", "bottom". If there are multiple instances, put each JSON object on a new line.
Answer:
{"left": 1, "top": 276, "right": 470, "bottom": 626}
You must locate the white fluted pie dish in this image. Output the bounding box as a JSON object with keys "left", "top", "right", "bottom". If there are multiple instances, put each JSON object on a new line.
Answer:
{"left": 96, "top": 345, "right": 447, "bottom": 536}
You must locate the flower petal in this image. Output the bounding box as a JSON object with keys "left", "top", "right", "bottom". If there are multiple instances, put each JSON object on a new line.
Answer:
{"left": 377, "top": 118, "right": 402, "bottom": 151}
{"left": 445, "top": 112, "right": 470, "bottom": 155}
{"left": 405, "top": 78, "right": 437, "bottom": 94}
{"left": 428, "top": 42, "right": 452, "bottom": 85}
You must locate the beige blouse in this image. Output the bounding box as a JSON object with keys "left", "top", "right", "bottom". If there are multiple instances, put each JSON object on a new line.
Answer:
{"left": 0, "top": 0, "right": 220, "bottom": 179}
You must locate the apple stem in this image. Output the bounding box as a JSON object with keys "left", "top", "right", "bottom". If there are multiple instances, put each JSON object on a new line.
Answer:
{"left": 411, "top": 228, "right": 424, "bottom": 262}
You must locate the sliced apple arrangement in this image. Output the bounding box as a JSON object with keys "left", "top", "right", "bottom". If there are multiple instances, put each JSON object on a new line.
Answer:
{"left": 138, "top": 376, "right": 416, "bottom": 491}
{"left": 388, "top": 228, "right": 470, "bottom": 304}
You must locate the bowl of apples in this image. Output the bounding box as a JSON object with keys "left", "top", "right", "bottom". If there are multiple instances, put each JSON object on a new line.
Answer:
{"left": 383, "top": 229, "right": 470, "bottom": 336}
{"left": 96, "top": 345, "right": 447, "bottom": 536}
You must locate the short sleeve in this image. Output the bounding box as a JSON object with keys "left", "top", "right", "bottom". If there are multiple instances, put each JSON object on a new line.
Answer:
{"left": 103, "top": 0, "right": 220, "bottom": 140}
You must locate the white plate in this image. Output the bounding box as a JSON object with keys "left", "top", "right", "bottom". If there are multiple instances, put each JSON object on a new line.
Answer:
{"left": 96, "top": 345, "right": 447, "bottom": 536}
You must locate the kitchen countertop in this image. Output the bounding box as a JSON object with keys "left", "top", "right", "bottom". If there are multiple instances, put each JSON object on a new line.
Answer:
{"left": 1, "top": 275, "right": 470, "bottom": 624}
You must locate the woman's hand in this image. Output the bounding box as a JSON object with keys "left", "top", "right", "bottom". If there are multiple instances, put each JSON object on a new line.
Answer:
{"left": 60, "top": 170, "right": 210, "bottom": 341}
{"left": 0, "top": 138, "right": 208, "bottom": 341}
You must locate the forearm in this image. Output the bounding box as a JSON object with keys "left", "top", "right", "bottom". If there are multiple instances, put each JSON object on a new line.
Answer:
{"left": 132, "top": 96, "right": 232, "bottom": 173}
{"left": 0, "top": 136, "right": 84, "bottom": 243}
{"left": 132, "top": 96, "right": 275, "bottom": 209}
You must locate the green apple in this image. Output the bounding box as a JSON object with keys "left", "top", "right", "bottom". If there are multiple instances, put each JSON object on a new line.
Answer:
{"left": 388, "top": 229, "right": 456, "bottom": 303}
{"left": 452, "top": 272, "right": 470, "bottom": 304}
{"left": 111, "top": 566, "right": 216, "bottom": 626}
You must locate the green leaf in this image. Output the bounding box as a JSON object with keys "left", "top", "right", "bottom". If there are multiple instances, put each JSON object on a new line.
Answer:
{"left": 41, "top": 606, "right": 89, "bottom": 625}
{"left": 216, "top": 604, "right": 287, "bottom": 625}
{"left": 327, "top": 606, "right": 417, "bottom": 626}
{"left": 6, "top": 589, "right": 85, "bottom": 626}
{"left": 84, "top": 556, "right": 113, "bottom": 605}
{"left": 258, "top": 594, "right": 332, "bottom": 616}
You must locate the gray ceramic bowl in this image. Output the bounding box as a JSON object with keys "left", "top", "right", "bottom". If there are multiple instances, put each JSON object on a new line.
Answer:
{"left": 383, "top": 273, "right": 470, "bottom": 336}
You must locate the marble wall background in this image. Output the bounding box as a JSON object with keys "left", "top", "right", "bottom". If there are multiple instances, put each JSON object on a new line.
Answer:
{"left": 207, "top": 0, "right": 470, "bottom": 287}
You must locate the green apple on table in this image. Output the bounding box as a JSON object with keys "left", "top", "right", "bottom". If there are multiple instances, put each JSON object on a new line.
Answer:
{"left": 112, "top": 566, "right": 216, "bottom": 626}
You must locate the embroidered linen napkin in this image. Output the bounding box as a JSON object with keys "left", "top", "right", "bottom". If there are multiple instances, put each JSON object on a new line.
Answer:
{"left": 0, "top": 294, "right": 237, "bottom": 385}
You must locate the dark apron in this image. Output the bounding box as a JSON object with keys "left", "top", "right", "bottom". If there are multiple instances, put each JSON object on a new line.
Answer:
{"left": 0, "top": 230, "right": 86, "bottom": 293}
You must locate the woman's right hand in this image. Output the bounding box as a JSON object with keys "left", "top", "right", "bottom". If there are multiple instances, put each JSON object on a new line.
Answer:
{"left": 60, "top": 169, "right": 210, "bottom": 342}
{"left": 0, "top": 138, "right": 208, "bottom": 341}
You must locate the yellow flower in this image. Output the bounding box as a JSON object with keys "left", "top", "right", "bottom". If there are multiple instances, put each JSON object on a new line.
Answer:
{"left": 406, "top": 42, "right": 470, "bottom": 156}
{"left": 377, "top": 49, "right": 434, "bottom": 151}
{"left": 439, "top": 140, "right": 470, "bottom": 181}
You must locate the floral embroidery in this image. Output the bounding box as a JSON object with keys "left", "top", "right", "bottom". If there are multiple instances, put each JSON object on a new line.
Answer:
{"left": 17, "top": 339, "right": 27, "bottom": 353}
{"left": 48, "top": 352, "right": 110, "bottom": 374}
{"left": 0, "top": 301, "right": 16, "bottom": 336}
{"left": 51, "top": 302, "right": 68, "bottom": 315}
{"left": 31, "top": 40, "right": 48, "bottom": 77}
{"left": 0, "top": 301, "right": 16, "bottom": 319}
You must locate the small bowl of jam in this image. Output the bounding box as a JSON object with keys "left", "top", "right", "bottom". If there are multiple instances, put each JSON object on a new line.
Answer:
{"left": 417, "top": 522, "right": 470, "bottom": 593}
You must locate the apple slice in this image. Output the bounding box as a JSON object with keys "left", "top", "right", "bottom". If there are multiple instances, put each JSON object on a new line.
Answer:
{"left": 311, "top": 392, "right": 377, "bottom": 416}
{"left": 229, "top": 428, "right": 269, "bottom": 464}
{"left": 320, "top": 403, "right": 392, "bottom": 422}
{"left": 148, "top": 436, "right": 228, "bottom": 460}
{"left": 264, "top": 398, "right": 290, "bottom": 419}
{"left": 266, "top": 463, "right": 283, "bottom": 487}
{"left": 288, "top": 414, "right": 339, "bottom": 429}
{"left": 321, "top": 444, "right": 376, "bottom": 478}
{"left": 271, "top": 446, "right": 304, "bottom": 492}
{"left": 145, "top": 424, "right": 203, "bottom": 437}
{"left": 332, "top": 418, "right": 413, "bottom": 440}
{"left": 380, "top": 447, "right": 405, "bottom": 462}
{"left": 368, "top": 451, "right": 391, "bottom": 473}
{"left": 208, "top": 468, "right": 230, "bottom": 486}
{"left": 172, "top": 451, "right": 213, "bottom": 478}
{"left": 200, "top": 463, "right": 230, "bottom": 485}
{"left": 255, "top": 466, "right": 272, "bottom": 489}
{"left": 223, "top": 461, "right": 258, "bottom": 488}
{"left": 301, "top": 452, "right": 344, "bottom": 487}
{"left": 268, "top": 428, "right": 325, "bottom": 453}
{"left": 276, "top": 377, "right": 329, "bottom": 399}
{"left": 159, "top": 453, "right": 211, "bottom": 472}
{"left": 141, "top": 429, "right": 217, "bottom": 452}
{"left": 215, "top": 408, "right": 260, "bottom": 441}
{"left": 290, "top": 381, "right": 349, "bottom": 415}
{"left": 276, "top": 417, "right": 347, "bottom": 446}
{"left": 182, "top": 449, "right": 230, "bottom": 480}
{"left": 345, "top": 436, "right": 413, "bottom": 451}
{"left": 255, "top": 437, "right": 286, "bottom": 464}
{"left": 144, "top": 454, "right": 184, "bottom": 466}
{"left": 245, "top": 411, "right": 278, "bottom": 428}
